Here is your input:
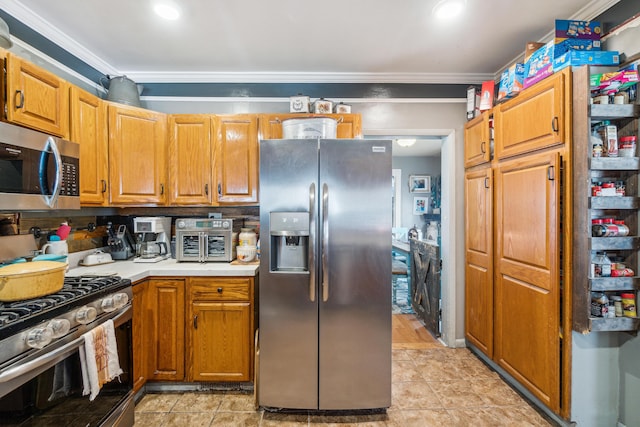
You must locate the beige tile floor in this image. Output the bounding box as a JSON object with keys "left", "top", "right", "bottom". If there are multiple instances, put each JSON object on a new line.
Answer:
{"left": 135, "top": 316, "right": 556, "bottom": 426}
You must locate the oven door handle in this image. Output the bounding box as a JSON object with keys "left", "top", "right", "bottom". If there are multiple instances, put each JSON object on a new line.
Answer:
{"left": 0, "top": 306, "right": 131, "bottom": 385}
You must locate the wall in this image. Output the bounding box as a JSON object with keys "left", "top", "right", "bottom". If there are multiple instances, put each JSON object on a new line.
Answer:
{"left": 392, "top": 155, "right": 441, "bottom": 232}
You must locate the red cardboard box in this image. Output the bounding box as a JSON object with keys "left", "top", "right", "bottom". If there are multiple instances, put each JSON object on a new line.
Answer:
{"left": 479, "top": 80, "right": 495, "bottom": 111}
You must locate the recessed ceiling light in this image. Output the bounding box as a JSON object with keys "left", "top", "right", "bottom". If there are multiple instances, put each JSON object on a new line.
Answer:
{"left": 154, "top": 2, "right": 181, "bottom": 20}
{"left": 397, "top": 139, "right": 416, "bottom": 147}
{"left": 432, "top": 0, "right": 466, "bottom": 20}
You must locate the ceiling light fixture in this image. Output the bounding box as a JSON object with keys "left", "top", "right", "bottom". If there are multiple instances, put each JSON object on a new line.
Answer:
{"left": 396, "top": 139, "right": 416, "bottom": 147}
{"left": 432, "top": 0, "right": 467, "bottom": 20}
{"left": 154, "top": 2, "right": 181, "bottom": 20}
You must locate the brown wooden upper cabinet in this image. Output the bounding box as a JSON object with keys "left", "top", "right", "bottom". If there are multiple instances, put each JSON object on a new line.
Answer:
{"left": 70, "top": 86, "right": 109, "bottom": 206}
{"left": 168, "top": 114, "right": 213, "bottom": 205}
{"left": 213, "top": 114, "right": 259, "bottom": 205}
{"left": 494, "top": 68, "right": 569, "bottom": 160}
{"left": 108, "top": 103, "right": 167, "bottom": 205}
{"left": 464, "top": 112, "right": 492, "bottom": 168}
{"left": 258, "top": 113, "right": 362, "bottom": 139}
{"left": 5, "top": 53, "right": 70, "bottom": 137}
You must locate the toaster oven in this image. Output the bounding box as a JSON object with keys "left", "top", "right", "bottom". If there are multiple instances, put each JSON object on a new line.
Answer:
{"left": 175, "top": 218, "right": 237, "bottom": 262}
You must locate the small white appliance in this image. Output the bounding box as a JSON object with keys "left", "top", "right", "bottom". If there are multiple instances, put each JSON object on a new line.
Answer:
{"left": 133, "top": 217, "right": 172, "bottom": 263}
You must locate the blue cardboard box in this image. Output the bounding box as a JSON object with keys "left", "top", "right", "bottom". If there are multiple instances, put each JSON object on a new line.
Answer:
{"left": 553, "top": 50, "right": 619, "bottom": 72}
{"left": 524, "top": 41, "right": 555, "bottom": 89}
{"left": 498, "top": 63, "right": 525, "bottom": 100}
{"left": 555, "top": 20, "right": 602, "bottom": 41}
{"left": 554, "top": 39, "right": 601, "bottom": 57}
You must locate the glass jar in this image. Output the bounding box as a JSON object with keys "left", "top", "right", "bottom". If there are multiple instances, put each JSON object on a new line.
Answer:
{"left": 239, "top": 228, "right": 257, "bottom": 247}
{"left": 619, "top": 136, "right": 637, "bottom": 158}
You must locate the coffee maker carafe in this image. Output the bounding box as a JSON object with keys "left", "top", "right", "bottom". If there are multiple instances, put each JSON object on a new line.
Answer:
{"left": 133, "top": 217, "right": 172, "bottom": 263}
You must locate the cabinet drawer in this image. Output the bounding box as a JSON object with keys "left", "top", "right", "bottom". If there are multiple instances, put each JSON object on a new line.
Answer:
{"left": 189, "top": 277, "right": 251, "bottom": 301}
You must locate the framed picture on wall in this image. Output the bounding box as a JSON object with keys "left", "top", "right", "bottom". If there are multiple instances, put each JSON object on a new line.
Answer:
{"left": 409, "top": 175, "right": 431, "bottom": 193}
{"left": 413, "top": 196, "right": 428, "bottom": 215}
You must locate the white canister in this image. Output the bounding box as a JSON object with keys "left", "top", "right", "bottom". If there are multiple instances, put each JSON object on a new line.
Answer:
{"left": 290, "top": 94, "right": 310, "bottom": 113}
{"left": 238, "top": 228, "right": 257, "bottom": 246}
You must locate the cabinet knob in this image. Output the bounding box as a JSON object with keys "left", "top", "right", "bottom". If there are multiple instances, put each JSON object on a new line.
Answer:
{"left": 217, "top": 287, "right": 223, "bottom": 293}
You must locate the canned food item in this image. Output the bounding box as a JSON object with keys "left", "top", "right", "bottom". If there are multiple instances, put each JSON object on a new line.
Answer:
{"left": 619, "top": 136, "right": 637, "bottom": 158}
{"left": 601, "top": 182, "right": 617, "bottom": 197}
{"left": 614, "top": 220, "right": 629, "bottom": 236}
{"left": 611, "top": 295, "right": 624, "bottom": 317}
{"left": 616, "top": 181, "right": 626, "bottom": 196}
{"left": 621, "top": 292, "right": 637, "bottom": 317}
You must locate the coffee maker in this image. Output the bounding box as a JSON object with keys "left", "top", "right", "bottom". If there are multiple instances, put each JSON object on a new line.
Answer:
{"left": 133, "top": 217, "right": 172, "bottom": 263}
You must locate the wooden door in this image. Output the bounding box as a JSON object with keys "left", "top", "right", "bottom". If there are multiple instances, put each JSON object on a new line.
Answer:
{"left": 213, "top": 114, "right": 259, "bottom": 204}
{"left": 5, "top": 53, "right": 69, "bottom": 137}
{"left": 464, "top": 167, "right": 494, "bottom": 357}
{"left": 494, "top": 69, "right": 568, "bottom": 159}
{"left": 494, "top": 151, "right": 561, "bottom": 411}
{"left": 190, "top": 301, "right": 252, "bottom": 382}
{"left": 464, "top": 113, "right": 491, "bottom": 168}
{"left": 70, "top": 86, "right": 109, "bottom": 206}
{"left": 168, "top": 114, "right": 213, "bottom": 205}
{"left": 132, "top": 280, "right": 147, "bottom": 392}
{"left": 108, "top": 104, "right": 167, "bottom": 205}
{"left": 147, "top": 279, "right": 185, "bottom": 381}
{"left": 410, "top": 239, "right": 441, "bottom": 337}
{"left": 258, "top": 113, "right": 362, "bottom": 139}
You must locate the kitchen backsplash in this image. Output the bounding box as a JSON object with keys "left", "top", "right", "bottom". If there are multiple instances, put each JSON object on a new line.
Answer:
{"left": 3, "top": 206, "right": 260, "bottom": 255}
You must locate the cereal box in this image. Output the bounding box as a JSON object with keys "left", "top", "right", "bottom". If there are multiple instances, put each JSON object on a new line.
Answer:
{"left": 553, "top": 50, "right": 619, "bottom": 72}
{"left": 498, "top": 63, "right": 525, "bottom": 100}
{"left": 555, "top": 20, "right": 602, "bottom": 42}
{"left": 523, "top": 41, "right": 555, "bottom": 89}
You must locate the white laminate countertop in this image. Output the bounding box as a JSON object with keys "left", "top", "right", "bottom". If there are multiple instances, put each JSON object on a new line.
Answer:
{"left": 67, "top": 258, "right": 259, "bottom": 283}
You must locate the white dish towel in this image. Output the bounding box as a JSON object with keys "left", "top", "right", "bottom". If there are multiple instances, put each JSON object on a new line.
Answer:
{"left": 79, "top": 319, "right": 123, "bottom": 401}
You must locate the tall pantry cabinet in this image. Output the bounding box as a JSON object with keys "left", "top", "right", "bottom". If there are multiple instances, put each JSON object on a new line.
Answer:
{"left": 464, "top": 68, "right": 572, "bottom": 418}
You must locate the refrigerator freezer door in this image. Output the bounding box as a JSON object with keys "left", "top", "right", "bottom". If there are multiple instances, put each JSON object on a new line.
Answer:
{"left": 318, "top": 139, "right": 392, "bottom": 409}
{"left": 258, "top": 139, "right": 320, "bottom": 409}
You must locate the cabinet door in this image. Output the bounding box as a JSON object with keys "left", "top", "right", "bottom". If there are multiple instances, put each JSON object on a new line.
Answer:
{"left": 259, "top": 113, "right": 362, "bottom": 139}
{"left": 147, "top": 279, "right": 185, "bottom": 381}
{"left": 190, "top": 301, "right": 252, "bottom": 382}
{"left": 464, "top": 167, "right": 493, "bottom": 357}
{"left": 132, "top": 280, "right": 147, "bottom": 393}
{"left": 168, "top": 114, "right": 212, "bottom": 205}
{"left": 494, "top": 70, "right": 567, "bottom": 159}
{"left": 464, "top": 113, "right": 491, "bottom": 168}
{"left": 5, "top": 53, "right": 69, "bottom": 137}
{"left": 494, "top": 151, "right": 561, "bottom": 412}
{"left": 108, "top": 104, "right": 167, "bottom": 205}
{"left": 70, "top": 86, "right": 109, "bottom": 206}
{"left": 213, "top": 115, "right": 259, "bottom": 204}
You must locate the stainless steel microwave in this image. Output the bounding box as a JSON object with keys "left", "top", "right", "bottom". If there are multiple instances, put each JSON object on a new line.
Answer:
{"left": 175, "top": 218, "right": 237, "bottom": 262}
{"left": 0, "top": 122, "right": 80, "bottom": 210}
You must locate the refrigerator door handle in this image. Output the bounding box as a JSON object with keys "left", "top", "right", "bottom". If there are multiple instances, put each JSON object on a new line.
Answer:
{"left": 321, "top": 183, "right": 329, "bottom": 302}
{"left": 309, "top": 182, "right": 316, "bottom": 302}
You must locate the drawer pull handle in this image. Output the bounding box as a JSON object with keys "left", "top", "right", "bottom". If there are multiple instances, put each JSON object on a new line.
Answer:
{"left": 193, "top": 315, "right": 198, "bottom": 329}
{"left": 217, "top": 287, "right": 223, "bottom": 293}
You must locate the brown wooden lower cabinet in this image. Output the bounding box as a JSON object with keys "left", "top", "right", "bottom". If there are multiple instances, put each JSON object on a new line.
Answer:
{"left": 132, "top": 279, "right": 147, "bottom": 393}
{"left": 146, "top": 278, "right": 185, "bottom": 381}
{"left": 132, "top": 276, "right": 255, "bottom": 389}
{"left": 494, "top": 151, "right": 561, "bottom": 412}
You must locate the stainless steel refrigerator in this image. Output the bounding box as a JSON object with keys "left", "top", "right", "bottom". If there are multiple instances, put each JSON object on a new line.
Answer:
{"left": 258, "top": 138, "right": 392, "bottom": 411}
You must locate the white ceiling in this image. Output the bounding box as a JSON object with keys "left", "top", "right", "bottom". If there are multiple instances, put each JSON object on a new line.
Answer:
{"left": 0, "top": 0, "right": 620, "bottom": 158}
{"left": 0, "top": 0, "right": 619, "bottom": 84}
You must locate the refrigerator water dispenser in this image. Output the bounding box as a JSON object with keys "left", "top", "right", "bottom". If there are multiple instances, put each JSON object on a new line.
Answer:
{"left": 270, "top": 212, "right": 309, "bottom": 271}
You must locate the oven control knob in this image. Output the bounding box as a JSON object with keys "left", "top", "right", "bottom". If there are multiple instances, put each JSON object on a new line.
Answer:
{"left": 25, "top": 326, "right": 54, "bottom": 349}
{"left": 113, "top": 292, "right": 129, "bottom": 309}
{"left": 222, "top": 220, "right": 230, "bottom": 229}
{"left": 176, "top": 220, "right": 186, "bottom": 229}
{"left": 47, "top": 318, "right": 71, "bottom": 338}
{"left": 76, "top": 306, "right": 97, "bottom": 324}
